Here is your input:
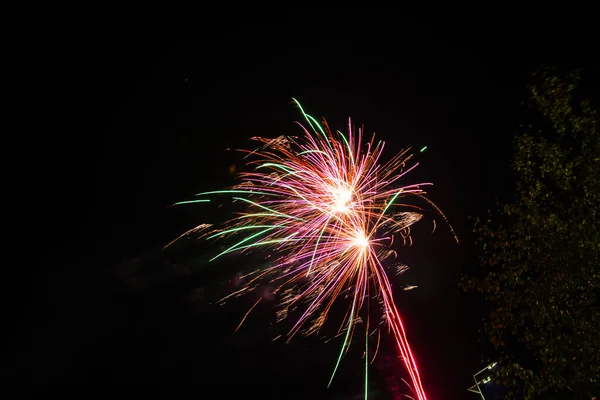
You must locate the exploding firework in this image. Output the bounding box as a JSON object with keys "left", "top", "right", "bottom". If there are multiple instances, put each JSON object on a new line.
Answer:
{"left": 168, "top": 99, "right": 456, "bottom": 400}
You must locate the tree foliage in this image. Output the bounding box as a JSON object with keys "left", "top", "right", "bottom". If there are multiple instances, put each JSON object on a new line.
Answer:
{"left": 462, "top": 67, "right": 599, "bottom": 399}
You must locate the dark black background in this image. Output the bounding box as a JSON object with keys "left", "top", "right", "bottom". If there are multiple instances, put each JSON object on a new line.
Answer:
{"left": 15, "top": 10, "right": 598, "bottom": 399}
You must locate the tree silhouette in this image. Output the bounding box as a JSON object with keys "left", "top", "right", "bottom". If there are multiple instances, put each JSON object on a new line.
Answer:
{"left": 463, "top": 67, "right": 599, "bottom": 399}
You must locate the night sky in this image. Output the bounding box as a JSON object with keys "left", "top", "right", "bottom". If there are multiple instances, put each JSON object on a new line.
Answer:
{"left": 17, "top": 11, "right": 598, "bottom": 399}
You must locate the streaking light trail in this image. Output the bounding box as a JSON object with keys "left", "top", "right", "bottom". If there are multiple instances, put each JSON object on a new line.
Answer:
{"left": 168, "top": 99, "right": 456, "bottom": 399}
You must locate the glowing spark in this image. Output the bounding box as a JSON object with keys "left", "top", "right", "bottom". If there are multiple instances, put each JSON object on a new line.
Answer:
{"left": 333, "top": 186, "right": 352, "bottom": 213}
{"left": 352, "top": 232, "right": 370, "bottom": 249}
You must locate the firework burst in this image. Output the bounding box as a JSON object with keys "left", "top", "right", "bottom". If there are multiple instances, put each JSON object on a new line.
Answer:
{"left": 168, "top": 99, "right": 456, "bottom": 400}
